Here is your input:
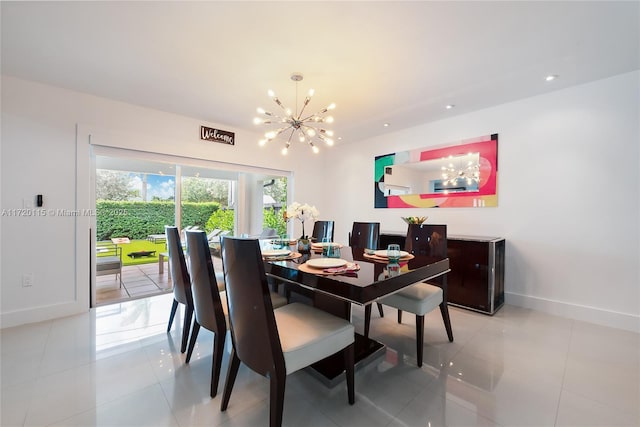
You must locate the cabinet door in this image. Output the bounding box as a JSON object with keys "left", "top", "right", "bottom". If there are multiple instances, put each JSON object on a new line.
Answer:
{"left": 448, "top": 240, "right": 491, "bottom": 312}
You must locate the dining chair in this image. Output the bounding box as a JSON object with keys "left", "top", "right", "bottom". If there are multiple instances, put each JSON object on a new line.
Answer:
{"left": 184, "top": 229, "right": 228, "bottom": 398}
{"left": 259, "top": 228, "right": 279, "bottom": 238}
{"left": 348, "top": 221, "right": 380, "bottom": 249}
{"left": 312, "top": 220, "right": 335, "bottom": 242}
{"left": 366, "top": 224, "right": 454, "bottom": 367}
{"left": 349, "top": 222, "right": 385, "bottom": 324}
{"left": 165, "top": 225, "right": 194, "bottom": 353}
{"left": 220, "top": 237, "right": 355, "bottom": 427}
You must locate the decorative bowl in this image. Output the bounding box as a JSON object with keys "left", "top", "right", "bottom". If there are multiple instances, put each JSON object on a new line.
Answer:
{"left": 401, "top": 216, "right": 427, "bottom": 225}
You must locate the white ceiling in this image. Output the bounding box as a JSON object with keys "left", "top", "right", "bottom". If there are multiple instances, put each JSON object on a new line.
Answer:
{"left": 2, "top": 1, "right": 638, "bottom": 145}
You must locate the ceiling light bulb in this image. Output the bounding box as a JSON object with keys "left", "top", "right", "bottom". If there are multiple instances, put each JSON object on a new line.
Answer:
{"left": 285, "top": 108, "right": 292, "bottom": 117}
{"left": 545, "top": 74, "right": 558, "bottom": 82}
{"left": 253, "top": 117, "right": 263, "bottom": 125}
{"left": 268, "top": 89, "right": 275, "bottom": 97}
{"left": 257, "top": 107, "right": 265, "bottom": 114}
{"left": 325, "top": 138, "right": 334, "bottom": 146}
{"left": 258, "top": 139, "right": 267, "bottom": 146}
{"left": 327, "top": 103, "right": 336, "bottom": 110}
{"left": 312, "top": 146, "right": 319, "bottom": 154}
{"left": 306, "top": 128, "right": 316, "bottom": 137}
{"left": 265, "top": 131, "right": 276, "bottom": 139}
{"left": 281, "top": 147, "right": 288, "bottom": 155}
{"left": 383, "top": 123, "right": 390, "bottom": 127}
{"left": 308, "top": 89, "right": 315, "bottom": 97}
{"left": 445, "top": 104, "right": 455, "bottom": 109}
{"left": 299, "top": 134, "right": 305, "bottom": 142}
{"left": 324, "top": 116, "right": 334, "bottom": 123}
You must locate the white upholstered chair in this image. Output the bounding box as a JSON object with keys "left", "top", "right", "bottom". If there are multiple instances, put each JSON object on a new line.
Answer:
{"left": 220, "top": 237, "right": 355, "bottom": 427}
{"left": 367, "top": 224, "right": 453, "bottom": 367}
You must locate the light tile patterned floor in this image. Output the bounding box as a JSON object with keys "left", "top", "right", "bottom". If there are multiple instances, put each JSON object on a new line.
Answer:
{"left": 2, "top": 293, "right": 638, "bottom": 427}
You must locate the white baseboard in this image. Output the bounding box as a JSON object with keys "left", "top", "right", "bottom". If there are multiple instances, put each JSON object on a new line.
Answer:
{"left": 505, "top": 292, "right": 640, "bottom": 334}
{"left": 0, "top": 300, "right": 88, "bottom": 329}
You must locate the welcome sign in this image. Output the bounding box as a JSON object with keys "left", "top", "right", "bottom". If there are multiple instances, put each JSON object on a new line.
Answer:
{"left": 200, "top": 126, "right": 235, "bottom": 145}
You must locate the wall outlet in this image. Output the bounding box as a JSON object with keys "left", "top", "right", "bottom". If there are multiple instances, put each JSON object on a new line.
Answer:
{"left": 22, "top": 273, "right": 34, "bottom": 287}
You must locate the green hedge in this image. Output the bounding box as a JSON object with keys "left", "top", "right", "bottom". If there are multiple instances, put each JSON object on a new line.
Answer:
{"left": 96, "top": 201, "right": 219, "bottom": 240}
{"left": 97, "top": 201, "right": 287, "bottom": 240}
{"left": 263, "top": 207, "right": 287, "bottom": 236}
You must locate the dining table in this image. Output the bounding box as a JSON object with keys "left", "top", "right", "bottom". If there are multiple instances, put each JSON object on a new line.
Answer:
{"left": 263, "top": 244, "right": 450, "bottom": 386}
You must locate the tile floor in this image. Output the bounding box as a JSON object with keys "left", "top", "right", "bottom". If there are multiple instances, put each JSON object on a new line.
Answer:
{"left": 1, "top": 294, "right": 638, "bottom": 427}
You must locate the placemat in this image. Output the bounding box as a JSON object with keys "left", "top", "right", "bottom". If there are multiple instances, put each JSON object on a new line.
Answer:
{"left": 311, "top": 243, "right": 344, "bottom": 253}
{"left": 262, "top": 252, "right": 303, "bottom": 262}
{"left": 363, "top": 253, "right": 415, "bottom": 263}
{"left": 298, "top": 262, "right": 360, "bottom": 276}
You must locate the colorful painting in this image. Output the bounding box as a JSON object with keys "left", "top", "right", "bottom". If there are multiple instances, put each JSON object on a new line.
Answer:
{"left": 374, "top": 134, "right": 498, "bottom": 208}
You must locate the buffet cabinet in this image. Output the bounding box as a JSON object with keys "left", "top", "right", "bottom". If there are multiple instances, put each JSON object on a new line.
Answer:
{"left": 380, "top": 232, "right": 505, "bottom": 315}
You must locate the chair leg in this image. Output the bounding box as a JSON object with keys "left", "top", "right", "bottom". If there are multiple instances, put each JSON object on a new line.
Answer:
{"left": 185, "top": 321, "right": 200, "bottom": 363}
{"left": 210, "top": 331, "right": 226, "bottom": 398}
{"left": 221, "top": 348, "right": 241, "bottom": 411}
{"left": 416, "top": 314, "right": 425, "bottom": 367}
{"left": 364, "top": 304, "right": 372, "bottom": 338}
{"left": 167, "top": 299, "right": 178, "bottom": 332}
{"left": 397, "top": 310, "right": 403, "bottom": 324}
{"left": 344, "top": 343, "right": 355, "bottom": 405}
{"left": 269, "top": 371, "right": 286, "bottom": 427}
{"left": 181, "top": 306, "right": 193, "bottom": 353}
{"left": 376, "top": 302, "right": 384, "bottom": 318}
{"left": 439, "top": 302, "right": 454, "bottom": 342}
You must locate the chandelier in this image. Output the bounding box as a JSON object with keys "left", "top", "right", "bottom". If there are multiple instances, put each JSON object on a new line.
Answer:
{"left": 441, "top": 154, "right": 480, "bottom": 186}
{"left": 254, "top": 73, "right": 335, "bottom": 155}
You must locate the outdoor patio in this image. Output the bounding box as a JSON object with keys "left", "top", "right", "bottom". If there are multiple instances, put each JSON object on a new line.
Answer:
{"left": 95, "top": 255, "right": 225, "bottom": 306}
{"left": 96, "top": 262, "right": 172, "bottom": 306}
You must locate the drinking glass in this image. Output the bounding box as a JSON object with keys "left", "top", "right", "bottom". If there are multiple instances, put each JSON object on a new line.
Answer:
{"left": 322, "top": 237, "right": 332, "bottom": 257}
{"left": 387, "top": 244, "right": 401, "bottom": 264}
{"left": 327, "top": 244, "right": 341, "bottom": 258}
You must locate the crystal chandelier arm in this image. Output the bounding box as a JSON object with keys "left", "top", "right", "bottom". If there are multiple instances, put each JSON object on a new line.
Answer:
{"left": 265, "top": 126, "right": 290, "bottom": 141}
{"left": 270, "top": 92, "right": 289, "bottom": 113}
{"left": 297, "top": 95, "right": 312, "bottom": 120}
{"left": 286, "top": 128, "right": 296, "bottom": 143}
{"left": 300, "top": 112, "right": 324, "bottom": 122}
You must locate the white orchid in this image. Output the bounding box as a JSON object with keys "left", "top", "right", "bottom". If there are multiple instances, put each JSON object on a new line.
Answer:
{"left": 285, "top": 202, "right": 319, "bottom": 239}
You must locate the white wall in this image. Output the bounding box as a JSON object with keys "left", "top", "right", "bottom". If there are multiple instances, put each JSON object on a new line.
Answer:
{"left": 322, "top": 71, "right": 640, "bottom": 332}
{"left": 2, "top": 72, "right": 638, "bottom": 332}
{"left": 1, "top": 76, "right": 328, "bottom": 327}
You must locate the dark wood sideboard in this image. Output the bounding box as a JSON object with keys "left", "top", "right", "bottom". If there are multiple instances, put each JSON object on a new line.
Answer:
{"left": 380, "top": 232, "right": 505, "bottom": 315}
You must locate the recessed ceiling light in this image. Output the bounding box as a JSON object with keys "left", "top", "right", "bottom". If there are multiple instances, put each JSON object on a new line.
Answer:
{"left": 545, "top": 74, "right": 558, "bottom": 82}
{"left": 383, "top": 123, "right": 390, "bottom": 127}
{"left": 445, "top": 104, "right": 455, "bottom": 110}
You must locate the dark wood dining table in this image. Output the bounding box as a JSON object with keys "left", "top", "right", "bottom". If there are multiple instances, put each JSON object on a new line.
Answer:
{"left": 264, "top": 246, "right": 450, "bottom": 385}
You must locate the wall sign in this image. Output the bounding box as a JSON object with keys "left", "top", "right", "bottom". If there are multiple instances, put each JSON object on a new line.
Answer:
{"left": 200, "top": 126, "right": 235, "bottom": 145}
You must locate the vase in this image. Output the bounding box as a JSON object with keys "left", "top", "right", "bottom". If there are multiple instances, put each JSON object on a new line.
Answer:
{"left": 297, "top": 238, "right": 311, "bottom": 254}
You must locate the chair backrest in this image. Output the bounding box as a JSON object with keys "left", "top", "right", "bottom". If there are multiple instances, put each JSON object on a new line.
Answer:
{"left": 221, "top": 237, "right": 285, "bottom": 377}
{"left": 207, "top": 229, "right": 222, "bottom": 240}
{"left": 349, "top": 222, "right": 380, "bottom": 249}
{"left": 312, "top": 220, "right": 335, "bottom": 242}
{"left": 165, "top": 226, "right": 193, "bottom": 306}
{"left": 259, "top": 228, "right": 278, "bottom": 238}
{"left": 404, "top": 224, "right": 447, "bottom": 258}
{"left": 185, "top": 230, "right": 226, "bottom": 334}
